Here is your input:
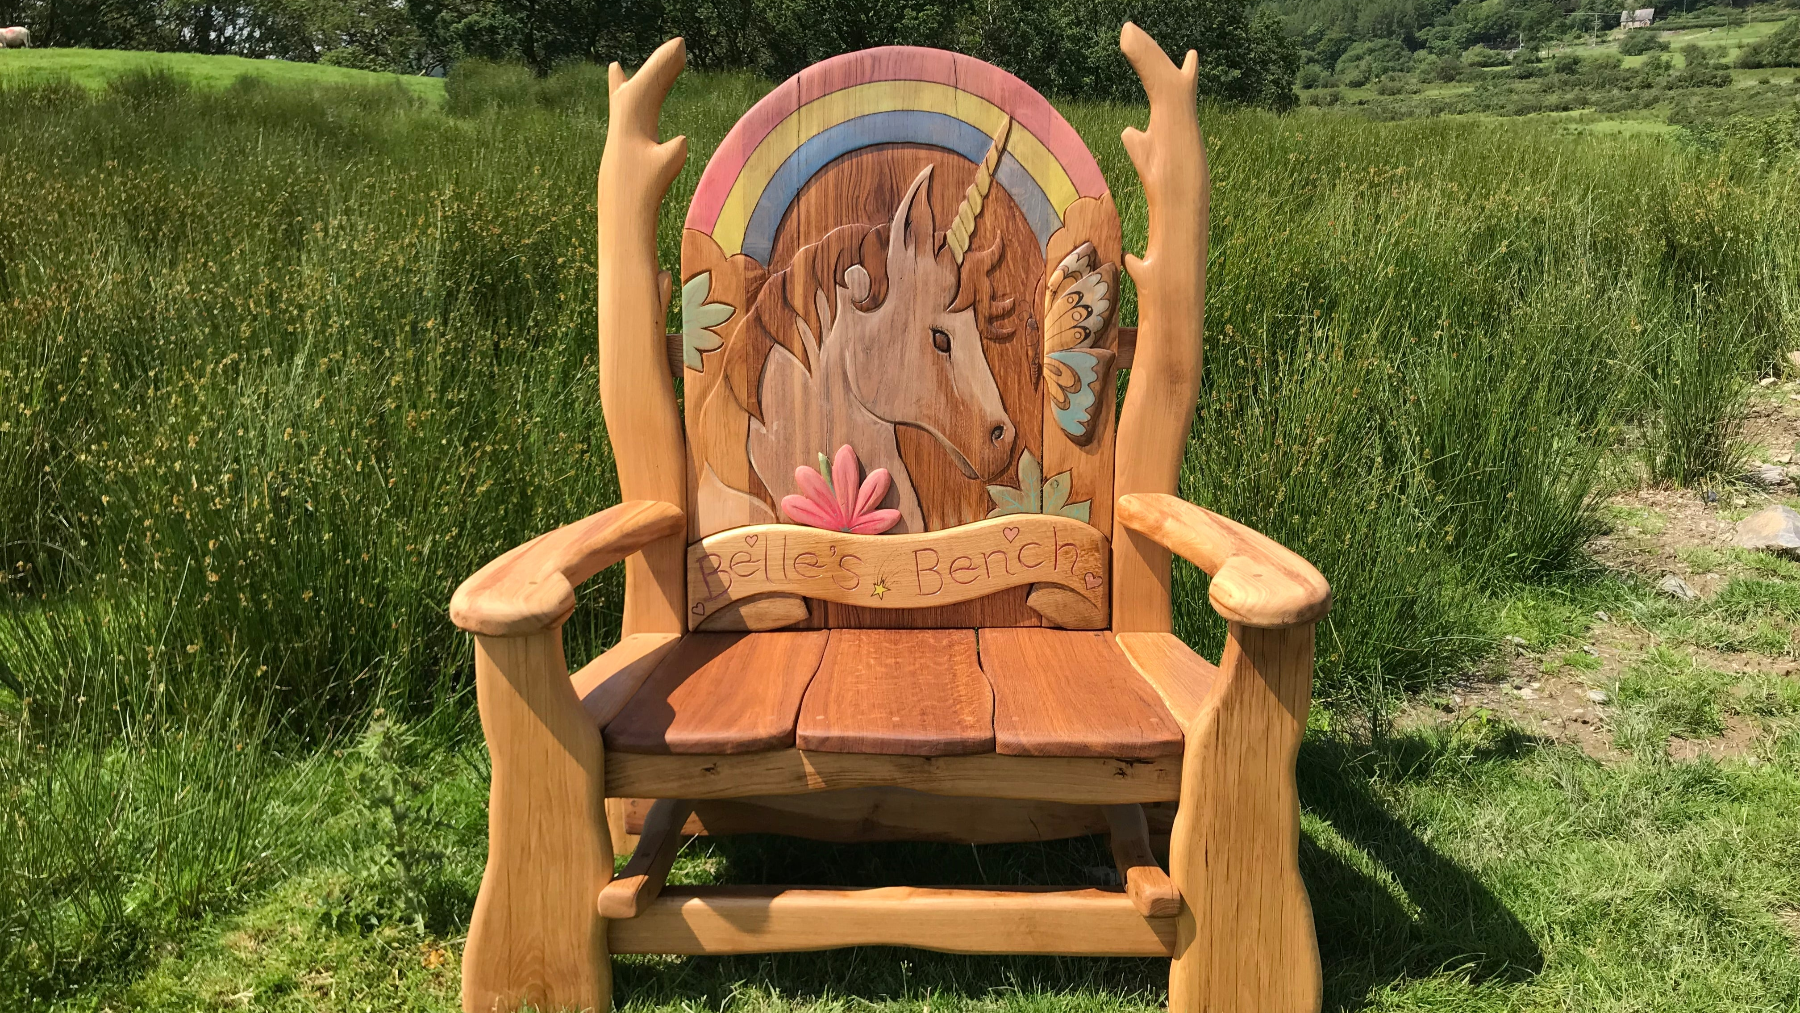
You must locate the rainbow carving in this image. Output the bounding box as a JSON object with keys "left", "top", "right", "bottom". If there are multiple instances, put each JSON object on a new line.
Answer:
{"left": 686, "top": 47, "right": 1110, "bottom": 265}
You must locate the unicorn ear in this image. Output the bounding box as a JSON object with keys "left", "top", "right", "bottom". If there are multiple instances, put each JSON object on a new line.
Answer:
{"left": 888, "top": 165, "right": 936, "bottom": 260}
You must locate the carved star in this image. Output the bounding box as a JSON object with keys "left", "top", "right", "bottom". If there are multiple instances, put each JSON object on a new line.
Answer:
{"left": 870, "top": 577, "right": 890, "bottom": 600}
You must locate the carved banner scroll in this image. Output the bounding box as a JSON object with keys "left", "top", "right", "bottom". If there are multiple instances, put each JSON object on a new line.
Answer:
{"left": 687, "top": 517, "right": 1109, "bottom": 629}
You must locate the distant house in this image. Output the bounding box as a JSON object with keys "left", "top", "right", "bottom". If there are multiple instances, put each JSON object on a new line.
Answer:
{"left": 1621, "top": 8, "right": 1655, "bottom": 29}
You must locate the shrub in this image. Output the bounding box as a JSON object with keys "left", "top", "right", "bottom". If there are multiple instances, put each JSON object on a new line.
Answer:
{"left": 1336, "top": 37, "right": 1415, "bottom": 84}
{"left": 1735, "top": 17, "right": 1800, "bottom": 68}
{"left": 1417, "top": 52, "right": 1465, "bottom": 82}
{"left": 1619, "top": 29, "right": 1671, "bottom": 56}
{"left": 1464, "top": 44, "right": 1511, "bottom": 67}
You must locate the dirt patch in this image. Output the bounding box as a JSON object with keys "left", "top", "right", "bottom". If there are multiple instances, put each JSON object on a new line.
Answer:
{"left": 1667, "top": 715, "right": 1764, "bottom": 762}
{"left": 1402, "top": 378, "right": 1800, "bottom": 764}
{"left": 1778, "top": 908, "right": 1800, "bottom": 955}
{"left": 1740, "top": 380, "right": 1800, "bottom": 462}
{"left": 1424, "top": 658, "right": 1625, "bottom": 762}
{"left": 1586, "top": 486, "right": 1738, "bottom": 597}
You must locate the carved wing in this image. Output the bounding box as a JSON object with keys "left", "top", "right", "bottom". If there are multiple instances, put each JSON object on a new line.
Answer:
{"left": 1042, "top": 243, "right": 1117, "bottom": 443}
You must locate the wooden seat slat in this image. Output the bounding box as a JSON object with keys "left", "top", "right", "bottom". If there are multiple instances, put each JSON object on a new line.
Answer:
{"left": 796, "top": 629, "right": 994, "bottom": 755}
{"left": 604, "top": 632, "right": 829, "bottom": 754}
{"left": 980, "top": 629, "right": 1185, "bottom": 759}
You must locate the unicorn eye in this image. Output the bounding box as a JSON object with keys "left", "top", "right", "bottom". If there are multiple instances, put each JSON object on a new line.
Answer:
{"left": 931, "top": 328, "right": 951, "bottom": 354}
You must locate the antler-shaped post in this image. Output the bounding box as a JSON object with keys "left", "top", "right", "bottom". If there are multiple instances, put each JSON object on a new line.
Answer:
{"left": 1112, "top": 22, "right": 1209, "bottom": 633}
{"left": 1113, "top": 30, "right": 1322, "bottom": 1013}
{"left": 598, "top": 38, "right": 689, "bottom": 636}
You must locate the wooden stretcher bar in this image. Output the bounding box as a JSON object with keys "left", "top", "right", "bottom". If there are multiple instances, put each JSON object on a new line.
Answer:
{"left": 607, "top": 885, "right": 1177, "bottom": 956}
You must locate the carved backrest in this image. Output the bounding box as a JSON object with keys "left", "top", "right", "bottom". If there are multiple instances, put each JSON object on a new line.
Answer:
{"left": 679, "top": 48, "right": 1124, "bottom": 632}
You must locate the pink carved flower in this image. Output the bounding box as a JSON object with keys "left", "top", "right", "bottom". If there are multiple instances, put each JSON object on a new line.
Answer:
{"left": 781, "top": 445, "right": 901, "bottom": 534}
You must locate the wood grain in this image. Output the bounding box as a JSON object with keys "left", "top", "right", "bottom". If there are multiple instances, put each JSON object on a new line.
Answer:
{"left": 1111, "top": 23, "right": 1211, "bottom": 635}
{"left": 692, "top": 592, "right": 810, "bottom": 632}
{"left": 771, "top": 144, "right": 1045, "bottom": 537}
{"left": 978, "top": 628, "right": 1184, "bottom": 759}
{"left": 606, "top": 797, "right": 639, "bottom": 859}
{"left": 451, "top": 501, "right": 684, "bottom": 638}
{"left": 643, "top": 330, "right": 1135, "bottom": 383}
{"left": 796, "top": 630, "right": 994, "bottom": 755}
{"left": 1113, "top": 631, "right": 1222, "bottom": 731}
{"left": 599, "top": 39, "right": 690, "bottom": 639}
{"left": 598, "top": 798, "right": 693, "bottom": 919}
{"left": 1023, "top": 583, "right": 1105, "bottom": 629}
{"left": 570, "top": 633, "right": 683, "bottom": 726}
{"left": 687, "top": 517, "right": 1107, "bottom": 626}
{"left": 681, "top": 228, "right": 774, "bottom": 542}
{"left": 606, "top": 748, "right": 1183, "bottom": 804}
{"left": 1168, "top": 621, "right": 1322, "bottom": 1013}
{"left": 618, "top": 789, "right": 1110, "bottom": 843}
{"left": 827, "top": 588, "right": 1039, "bottom": 630}
{"left": 463, "top": 630, "right": 611, "bottom": 1013}
{"left": 609, "top": 886, "right": 1175, "bottom": 957}
{"left": 1115, "top": 326, "right": 1137, "bottom": 369}
{"left": 604, "top": 632, "right": 828, "bottom": 755}
{"left": 1104, "top": 803, "right": 1182, "bottom": 918}
{"left": 660, "top": 323, "right": 1133, "bottom": 378}
{"left": 763, "top": 143, "right": 1046, "bottom": 631}
{"left": 1116, "top": 492, "right": 1330, "bottom": 629}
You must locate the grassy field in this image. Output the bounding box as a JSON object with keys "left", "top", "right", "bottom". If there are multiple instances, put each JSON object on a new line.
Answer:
{"left": 0, "top": 46, "right": 445, "bottom": 99}
{"left": 3, "top": 51, "right": 1800, "bottom": 1011}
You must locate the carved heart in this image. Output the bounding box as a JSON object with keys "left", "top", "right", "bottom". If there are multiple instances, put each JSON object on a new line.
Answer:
{"left": 1084, "top": 572, "right": 1103, "bottom": 590}
{"left": 745, "top": 533, "right": 759, "bottom": 547}
{"left": 1002, "top": 526, "right": 1020, "bottom": 542}
{"left": 692, "top": 602, "right": 706, "bottom": 615}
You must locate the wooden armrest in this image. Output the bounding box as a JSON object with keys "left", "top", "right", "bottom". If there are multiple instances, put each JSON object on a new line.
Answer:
{"left": 450, "top": 501, "right": 684, "bottom": 637}
{"left": 1115, "top": 493, "right": 1329, "bottom": 629}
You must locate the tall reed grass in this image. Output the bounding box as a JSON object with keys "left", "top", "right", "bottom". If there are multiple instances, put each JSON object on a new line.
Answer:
{"left": 1, "top": 61, "right": 1797, "bottom": 1003}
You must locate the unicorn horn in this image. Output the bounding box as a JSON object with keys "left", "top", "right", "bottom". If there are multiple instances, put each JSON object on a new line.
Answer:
{"left": 945, "top": 115, "right": 1012, "bottom": 265}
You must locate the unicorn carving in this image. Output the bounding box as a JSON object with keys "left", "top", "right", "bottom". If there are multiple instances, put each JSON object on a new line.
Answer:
{"left": 697, "top": 119, "right": 1021, "bottom": 535}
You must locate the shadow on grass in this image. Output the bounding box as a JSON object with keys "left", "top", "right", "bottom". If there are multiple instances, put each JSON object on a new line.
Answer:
{"left": 613, "top": 727, "right": 1543, "bottom": 1010}
{"left": 1303, "top": 727, "right": 1545, "bottom": 1010}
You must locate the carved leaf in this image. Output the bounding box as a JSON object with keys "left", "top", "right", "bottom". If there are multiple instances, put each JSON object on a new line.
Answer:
{"left": 681, "top": 271, "right": 735, "bottom": 371}
{"left": 985, "top": 450, "right": 1088, "bottom": 521}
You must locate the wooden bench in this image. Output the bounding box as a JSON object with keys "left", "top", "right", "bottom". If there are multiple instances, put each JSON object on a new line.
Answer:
{"left": 450, "top": 22, "right": 1329, "bottom": 1013}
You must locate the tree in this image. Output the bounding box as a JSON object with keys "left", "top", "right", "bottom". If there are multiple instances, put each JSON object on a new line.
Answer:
{"left": 963, "top": 0, "right": 1300, "bottom": 110}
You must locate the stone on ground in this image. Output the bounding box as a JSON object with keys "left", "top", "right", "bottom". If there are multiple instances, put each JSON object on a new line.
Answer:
{"left": 1735, "top": 504, "right": 1800, "bottom": 556}
{"left": 1657, "top": 574, "right": 1699, "bottom": 601}
{"left": 1742, "top": 462, "right": 1789, "bottom": 487}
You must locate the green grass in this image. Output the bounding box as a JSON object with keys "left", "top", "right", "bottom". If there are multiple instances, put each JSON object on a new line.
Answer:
{"left": 45, "top": 716, "right": 1800, "bottom": 1011}
{"left": 3, "top": 49, "right": 1800, "bottom": 1011}
{"left": 0, "top": 47, "right": 444, "bottom": 100}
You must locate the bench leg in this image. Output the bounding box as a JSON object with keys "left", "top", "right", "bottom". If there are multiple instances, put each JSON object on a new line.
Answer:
{"left": 1167, "top": 622, "right": 1320, "bottom": 1013}
{"left": 464, "top": 629, "right": 614, "bottom": 1013}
